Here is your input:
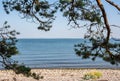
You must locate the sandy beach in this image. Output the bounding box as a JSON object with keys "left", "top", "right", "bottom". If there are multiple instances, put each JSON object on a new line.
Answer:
{"left": 0, "top": 69, "right": 120, "bottom": 81}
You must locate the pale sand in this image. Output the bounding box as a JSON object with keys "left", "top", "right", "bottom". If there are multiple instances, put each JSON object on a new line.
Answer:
{"left": 0, "top": 69, "right": 120, "bottom": 81}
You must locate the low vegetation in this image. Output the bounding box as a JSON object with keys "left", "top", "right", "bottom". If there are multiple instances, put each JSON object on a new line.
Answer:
{"left": 83, "top": 70, "right": 102, "bottom": 80}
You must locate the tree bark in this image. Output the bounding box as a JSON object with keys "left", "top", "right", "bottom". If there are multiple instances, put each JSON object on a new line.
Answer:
{"left": 96, "top": 0, "right": 111, "bottom": 44}
{"left": 96, "top": 0, "right": 114, "bottom": 58}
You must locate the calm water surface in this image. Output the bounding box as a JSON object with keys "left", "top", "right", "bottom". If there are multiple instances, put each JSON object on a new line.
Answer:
{"left": 0, "top": 39, "right": 120, "bottom": 69}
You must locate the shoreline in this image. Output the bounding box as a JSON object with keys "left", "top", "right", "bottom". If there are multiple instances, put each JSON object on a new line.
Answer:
{"left": 0, "top": 68, "right": 120, "bottom": 81}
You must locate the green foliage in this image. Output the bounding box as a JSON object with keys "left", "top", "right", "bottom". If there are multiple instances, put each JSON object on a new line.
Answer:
{"left": 59, "top": 0, "right": 102, "bottom": 25}
{"left": 60, "top": 0, "right": 72, "bottom": 3}
{"left": 0, "top": 22, "right": 41, "bottom": 80}
{"left": 83, "top": 71, "right": 102, "bottom": 80}
{"left": 0, "top": 21, "right": 19, "bottom": 58}
{"left": 2, "top": 0, "right": 59, "bottom": 31}
{"left": 2, "top": 0, "right": 102, "bottom": 31}
{"left": 14, "top": 65, "right": 31, "bottom": 75}
{"left": 12, "top": 64, "right": 42, "bottom": 80}
{"left": 75, "top": 29, "right": 120, "bottom": 65}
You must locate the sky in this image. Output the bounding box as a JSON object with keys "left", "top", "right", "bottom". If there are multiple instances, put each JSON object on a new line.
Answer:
{"left": 0, "top": 0, "right": 120, "bottom": 38}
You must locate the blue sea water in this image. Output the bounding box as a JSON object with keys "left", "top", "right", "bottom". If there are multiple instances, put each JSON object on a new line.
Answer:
{"left": 0, "top": 39, "right": 120, "bottom": 69}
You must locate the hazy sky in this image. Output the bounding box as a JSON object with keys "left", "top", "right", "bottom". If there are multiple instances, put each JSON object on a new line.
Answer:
{"left": 0, "top": 0, "right": 120, "bottom": 38}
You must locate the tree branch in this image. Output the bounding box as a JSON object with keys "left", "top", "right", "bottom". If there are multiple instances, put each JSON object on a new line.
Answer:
{"left": 96, "top": 0, "right": 111, "bottom": 44}
{"left": 111, "top": 25, "right": 120, "bottom": 28}
{"left": 105, "top": 0, "right": 120, "bottom": 11}
{"left": 96, "top": 0, "right": 115, "bottom": 58}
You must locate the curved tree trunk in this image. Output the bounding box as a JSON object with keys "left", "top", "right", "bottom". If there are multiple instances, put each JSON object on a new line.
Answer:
{"left": 96, "top": 0, "right": 111, "bottom": 44}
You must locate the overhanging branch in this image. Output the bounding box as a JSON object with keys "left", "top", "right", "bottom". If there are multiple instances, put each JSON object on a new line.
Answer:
{"left": 96, "top": 0, "right": 111, "bottom": 43}
{"left": 105, "top": 0, "right": 120, "bottom": 11}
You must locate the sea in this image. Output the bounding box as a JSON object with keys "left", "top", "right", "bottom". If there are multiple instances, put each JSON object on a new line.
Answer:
{"left": 0, "top": 39, "right": 120, "bottom": 69}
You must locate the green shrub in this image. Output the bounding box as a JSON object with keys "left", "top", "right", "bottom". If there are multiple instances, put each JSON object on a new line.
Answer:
{"left": 83, "top": 70, "right": 102, "bottom": 80}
